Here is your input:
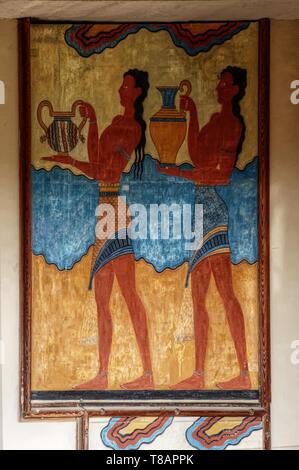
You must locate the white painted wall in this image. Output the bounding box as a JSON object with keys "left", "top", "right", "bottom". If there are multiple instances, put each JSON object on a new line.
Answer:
{"left": 0, "top": 20, "right": 76, "bottom": 450}
{"left": 270, "top": 19, "right": 299, "bottom": 450}
{"left": 0, "top": 18, "right": 298, "bottom": 450}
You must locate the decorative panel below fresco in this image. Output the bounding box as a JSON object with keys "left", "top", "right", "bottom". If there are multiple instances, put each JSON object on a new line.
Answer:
{"left": 89, "top": 416, "right": 263, "bottom": 450}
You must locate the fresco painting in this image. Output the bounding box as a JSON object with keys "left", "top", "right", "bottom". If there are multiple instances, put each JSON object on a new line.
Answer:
{"left": 30, "top": 22, "right": 261, "bottom": 400}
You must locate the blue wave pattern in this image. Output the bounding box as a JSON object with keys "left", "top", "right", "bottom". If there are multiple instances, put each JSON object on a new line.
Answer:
{"left": 121, "top": 158, "right": 196, "bottom": 272}
{"left": 121, "top": 156, "right": 258, "bottom": 269}
{"left": 216, "top": 158, "right": 258, "bottom": 264}
{"left": 32, "top": 167, "right": 99, "bottom": 270}
{"left": 31, "top": 156, "right": 258, "bottom": 271}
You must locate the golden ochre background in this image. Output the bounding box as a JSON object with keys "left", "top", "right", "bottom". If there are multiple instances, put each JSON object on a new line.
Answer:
{"left": 31, "top": 23, "right": 258, "bottom": 171}
{"left": 31, "top": 23, "right": 259, "bottom": 390}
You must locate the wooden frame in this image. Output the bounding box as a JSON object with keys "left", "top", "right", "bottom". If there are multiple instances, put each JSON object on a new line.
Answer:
{"left": 19, "top": 18, "right": 270, "bottom": 449}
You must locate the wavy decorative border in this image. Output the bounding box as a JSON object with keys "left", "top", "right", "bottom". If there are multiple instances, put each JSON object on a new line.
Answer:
{"left": 31, "top": 156, "right": 258, "bottom": 272}
{"left": 65, "top": 22, "right": 250, "bottom": 58}
{"left": 186, "top": 416, "right": 263, "bottom": 450}
{"left": 101, "top": 416, "right": 173, "bottom": 450}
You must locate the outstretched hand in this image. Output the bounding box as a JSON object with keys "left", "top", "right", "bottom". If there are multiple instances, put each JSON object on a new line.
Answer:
{"left": 42, "top": 155, "right": 74, "bottom": 165}
{"left": 79, "top": 102, "right": 96, "bottom": 120}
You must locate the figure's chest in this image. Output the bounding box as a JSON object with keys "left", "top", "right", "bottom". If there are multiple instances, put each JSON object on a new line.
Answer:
{"left": 100, "top": 117, "right": 137, "bottom": 146}
{"left": 202, "top": 116, "right": 238, "bottom": 146}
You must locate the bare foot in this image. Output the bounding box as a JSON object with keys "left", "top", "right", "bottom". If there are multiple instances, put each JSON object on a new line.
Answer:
{"left": 121, "top": 373, "right": 154, "bottom": 390}
{"left": 73, "top": 373, "right": 108, "bottom": 390}
{"left": 170, "top": 373, "right": 204, "bottom": 390}
{"left": 216, "top": 374, "right": 251, "bottom": 390}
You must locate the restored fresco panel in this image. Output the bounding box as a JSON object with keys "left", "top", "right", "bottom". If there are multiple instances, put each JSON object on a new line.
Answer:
{"left": 29, "top": 22, "right": 261, "bottom": 403}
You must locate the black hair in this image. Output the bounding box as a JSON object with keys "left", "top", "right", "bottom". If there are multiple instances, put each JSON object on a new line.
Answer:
{"left": 221, "top": 66, "right": 247, "bottom": 159}
{"left": 123, "top": 69, "right": 149, "bottom": 179}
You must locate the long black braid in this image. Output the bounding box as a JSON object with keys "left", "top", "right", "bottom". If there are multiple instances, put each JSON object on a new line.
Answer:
{"left": 221, "top": 66, "right": 247, "bottom": 159}
{"left": 124, "top": 69, "right": 149, "bottom": 179}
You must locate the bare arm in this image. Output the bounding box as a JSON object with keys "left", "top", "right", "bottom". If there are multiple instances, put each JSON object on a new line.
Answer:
{"left": 180, "top": 95, "right": 200, "bottom": 164}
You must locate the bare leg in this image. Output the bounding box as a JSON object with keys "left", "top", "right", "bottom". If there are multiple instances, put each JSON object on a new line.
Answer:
{"left": 171, "top": 258, "right": 211, "bottom": 390}
{"left": 74, "top": 263, "right": 114, "bottom": 390}
{"left": 211, "top": 253, "right": 251, "bottom": 390}
{"left": 113, "top": 255, "right": 154, "bottom": 390}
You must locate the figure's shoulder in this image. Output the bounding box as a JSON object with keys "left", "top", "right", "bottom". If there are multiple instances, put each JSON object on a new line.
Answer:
{"left": 111, "top": 115, "right": 139, "bottom": 129}
{"left": 210, "top": 112, "right": 221, "bottom": 121}
{"left": 201, "top": 112, "right": 220, "bottom": 132}
{"left": 111, "top": 115, "right": 123, "bottom": 124}
{"left": 210, "top": 112, "right": 241, "bottom": 133}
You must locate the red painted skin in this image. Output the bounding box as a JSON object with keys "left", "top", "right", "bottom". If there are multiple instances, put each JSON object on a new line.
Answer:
{"left": 159, "top": 72, "right": 251, "bottom": 390}
{"left": 43, "top": 75, "right": 153, "bottom": 390}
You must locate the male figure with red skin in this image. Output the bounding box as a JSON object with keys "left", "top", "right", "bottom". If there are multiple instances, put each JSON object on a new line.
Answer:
{"left": 44, "top": 74, "right": 154, "bottom": 390}
{"left": 159, "top": 71, "right": 251, "bottom": 390}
